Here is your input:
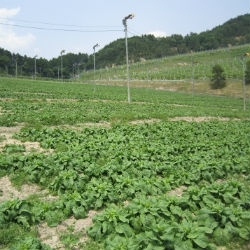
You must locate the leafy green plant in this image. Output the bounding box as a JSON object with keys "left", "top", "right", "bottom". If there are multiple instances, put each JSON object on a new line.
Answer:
{"left": 0, "top": 135, "right": 6, "bottom": 142}
{"left": 0, "top": 77, "right": 249, "bottom": 249}
{"left": 0, "top": 199, "right": 38, "bottom": 229}
{"left": 2, "top": 144, "right": 26, "bottom": 154}
{"left": 210, "top": 64, "right": 226, "bottom": 89}
{"left": 245, "top": 60, "right": 250, "bottom": 84}
{"left": 9, "top": 236, "right": 52, "bottom": 250}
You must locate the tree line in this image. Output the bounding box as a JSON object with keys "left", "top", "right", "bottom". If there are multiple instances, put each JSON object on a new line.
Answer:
{"left": 96, "top": 14, "right": 250, "bottom": 68}
{"left": 0, "top": 50, "right": 89, "bottom": 79}
{"left": 0, "top": 14, "right": 249, "bottom": 79}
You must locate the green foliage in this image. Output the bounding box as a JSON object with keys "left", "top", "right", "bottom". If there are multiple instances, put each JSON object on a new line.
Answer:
{"left": 1, "top": 119, "right": 249, "bottom": 248}
{"left": 2, "top": 144, "right": 26, "bottom": 154}
{"left": 81, "top": 44, "right": 250, "bottom": 82}
{"left": 245, "top": 60, "right": 250, "bottom": 84}
{"left": 95, "top": 14, "right": 250, "bottom": 68}
{"left": 210, "top": 64, "right": 226, "bottom": 89}
{"left": 9, "top": 236, "right": 52, "bottom": 250}
{"left": 0, "top": 77, "right": 249, "bottom": 249}
{"left": 0, "top": 199, "right": 39, "bottom": 228}
{"left": 0, "top": 78, "right": 249, "bottom": 125}
{"left": 87, "top": 178, "right": 250, "bottom": 249}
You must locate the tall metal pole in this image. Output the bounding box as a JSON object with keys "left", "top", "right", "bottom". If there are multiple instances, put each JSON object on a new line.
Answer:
{"left": 15, "top": 59, "right": 17, "bottom": 78}
{"left": 60, "top": 50, "right": 65, "bottom": 80}
{"left": 191, "top": 54, "right": 194, "bottom": 97}
{"left": 123, "top": 14, "right": 134, "bottom": 103}
{"left": 93, "top": 43, "right": 99, "bottom": 83}
{"left": 34, "top": 55, "right": 38, "bottom": 80}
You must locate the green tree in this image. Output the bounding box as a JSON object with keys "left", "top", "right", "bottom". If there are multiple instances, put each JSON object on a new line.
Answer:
{"left": 210, "top": 64, "right": 226, "bottom": 89}
{"left": 245, "top": 60, "right": 250, "bottom": 85}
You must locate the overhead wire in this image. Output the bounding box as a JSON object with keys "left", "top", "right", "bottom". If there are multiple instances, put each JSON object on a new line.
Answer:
{"left": 0, "top": 18, "right": 123, "bottom": 33}
{"left": 0, "top": 17, "right": 121, "bottom": 28}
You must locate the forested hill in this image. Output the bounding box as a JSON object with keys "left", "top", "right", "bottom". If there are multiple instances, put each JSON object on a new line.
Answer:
{"left": 0, "top": 13, "right": 249, "bottom": 78}
{"left": 96, "top": 13, "right": 250, "bottom": 68}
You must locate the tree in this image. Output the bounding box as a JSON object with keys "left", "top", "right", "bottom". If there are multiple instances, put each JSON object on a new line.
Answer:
{"left": 245, "top": 60, "right": 250, "bottom": 85}
{"left": 210, "top": 64, "right": 226, "bottom": 89}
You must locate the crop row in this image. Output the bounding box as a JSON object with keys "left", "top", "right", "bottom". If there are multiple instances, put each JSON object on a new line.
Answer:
{"left": 88, "top": 179, "right": 250, "bottom": 249}
{"left": 0, "top": 78, "right": 249, "bottom": 129}
{"left": 81, "top": 44, "right": 250, "bottom": 81}
{"left": 0, "top": 120, "right": 249, "bottom": 248}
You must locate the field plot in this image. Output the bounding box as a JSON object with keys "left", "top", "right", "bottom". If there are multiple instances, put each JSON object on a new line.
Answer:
{"left": 0, "top": 78, "right": 250, "bottom": 249}
{"left": 81, "top": 44, "right": 250, "bottom": 84}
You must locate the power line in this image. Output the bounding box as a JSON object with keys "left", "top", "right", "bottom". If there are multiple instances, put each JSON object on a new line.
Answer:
{"left": 0, "top": 17, "right": 121, "bottom": 29}
{"left": 0, "top": 21, "right": 123, "bottom": 33}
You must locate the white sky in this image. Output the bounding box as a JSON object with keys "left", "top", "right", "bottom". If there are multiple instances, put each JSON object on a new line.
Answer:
{"left": 0, "top": 0, "right": 249, "bottom": 59}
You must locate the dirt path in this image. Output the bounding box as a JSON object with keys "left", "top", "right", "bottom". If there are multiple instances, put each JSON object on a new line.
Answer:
{"left": 168, "top": 116, "right": 240, "bottom": 122}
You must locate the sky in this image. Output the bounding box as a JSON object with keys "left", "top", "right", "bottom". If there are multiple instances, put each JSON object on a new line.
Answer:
{"left": 0, "top": 0, "right": 249, "bottom": 60}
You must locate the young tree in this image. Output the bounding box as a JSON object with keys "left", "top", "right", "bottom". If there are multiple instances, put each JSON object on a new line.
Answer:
{"left": 245, "top": 60, "right": 250, "bottom": 85}
{"left": 210, "top": 64, "right": 226, "bottom": 89}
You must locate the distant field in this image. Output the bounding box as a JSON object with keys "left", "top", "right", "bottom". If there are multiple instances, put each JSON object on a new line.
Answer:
{"left": 0, "top": 77, "right": 250, "bottom": 125}
{"left": 78, "top": 44, "right": 250, "bottom": 103}
{"left": 0, "top": 77, "right": 250, "bottom": 249}
{"left": 81, "top": 43, "right": 250, "bottom": 84}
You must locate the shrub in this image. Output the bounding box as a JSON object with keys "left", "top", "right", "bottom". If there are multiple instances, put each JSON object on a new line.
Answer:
{"left": 245, "top": 60, "right": 250, "bottom": 85}
{"left": 210, "top": 64, "right": 226, "bottom": 89}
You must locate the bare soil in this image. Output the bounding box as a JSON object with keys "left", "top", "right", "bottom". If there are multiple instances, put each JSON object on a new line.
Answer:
{"left": 38, "top": 210, "right": 98, "bottom": 249}
{"left": 0, "top": 125, "right": 53, "bottom": 154}
{"left": 0, "top": 175, "right": 97, "bottom": 249}
{"left": 168, "top": 116, "right": 240, "bottom": 122}
{"left": 0, "top": 176, "right": 41, "bottom": 202}
{"left": 167, "top": 185, "right": 187, "bottom": 197}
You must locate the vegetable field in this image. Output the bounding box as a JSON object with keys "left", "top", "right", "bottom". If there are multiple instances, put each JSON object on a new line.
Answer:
{"left": 0, "top": 77, "right": 250, "bottom": 249}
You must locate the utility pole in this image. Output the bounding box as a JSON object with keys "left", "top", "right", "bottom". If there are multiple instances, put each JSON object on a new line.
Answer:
{"left": 60, "top": 50, "right": 65, "bottom": 80}
{"left": 15, "top": 59, "right": 17, "bottom": 78}
{"left": 34, "top": 55, "right": 38, "bottom": 80}
{"left": 122, "top": 14, "right": 135, "bottom": 103}
{"left": 93, "top": 43, "right": 99, "bottom": 84}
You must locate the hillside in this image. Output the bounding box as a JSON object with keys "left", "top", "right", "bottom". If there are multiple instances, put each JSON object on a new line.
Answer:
{"left": 95, "top": 14, "right": 250, "bottom": 68}
{"left": 82, "top": 43, "right": 250, "bottom": 81}
{"left": 80, "top": 43, "right": 250, "bottom": 99}
{"left": 0, "top": 13, "right": 249, "bottom": 78}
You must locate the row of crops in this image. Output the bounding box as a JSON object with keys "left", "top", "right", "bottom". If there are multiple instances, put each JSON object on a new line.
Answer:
{"left": 0, "top": 78, "right": 250, "bottom": 249}
{"left": 81, "top": 44, "right": 250, "bottom": 81}
{"left": 0, "top": 77, "right": 249, "bottom": 128}
{"left": 0, "top": 120, "right": 250, "bottom": 249}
